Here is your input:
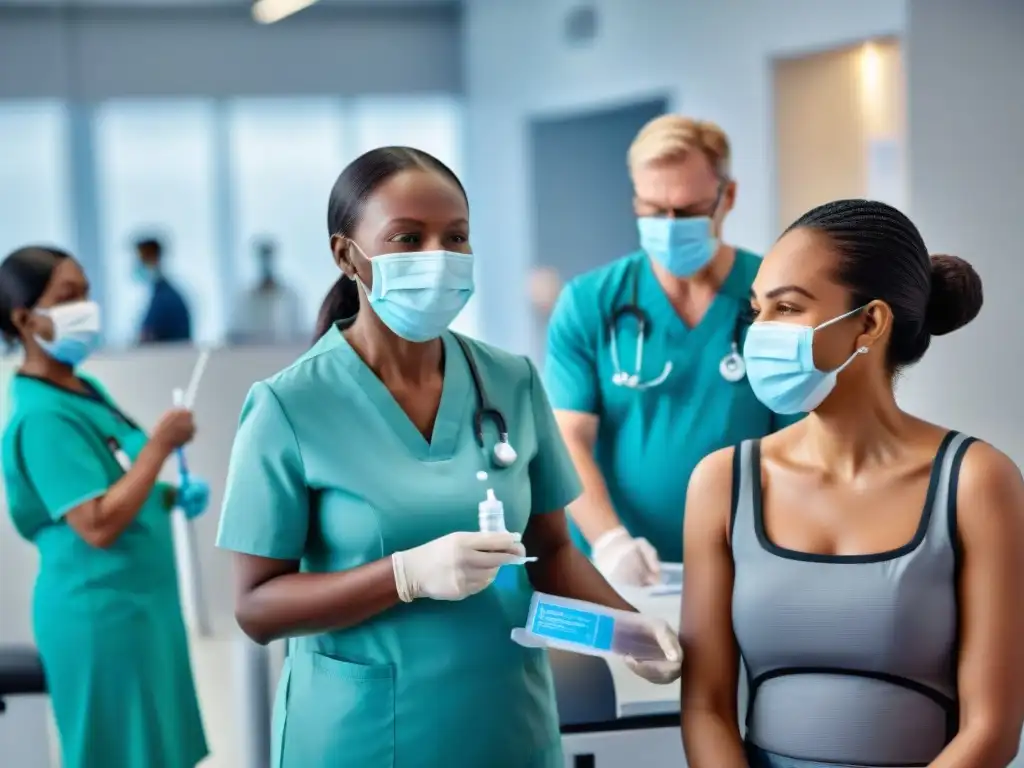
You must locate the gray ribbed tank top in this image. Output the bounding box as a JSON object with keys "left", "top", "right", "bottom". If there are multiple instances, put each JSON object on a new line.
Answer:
{"left": 731, "top": 431, "right": 975, "bottom": 767}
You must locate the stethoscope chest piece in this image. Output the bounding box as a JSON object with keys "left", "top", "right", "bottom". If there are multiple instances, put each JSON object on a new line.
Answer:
{"left": 451, "top": 332, "right": 519, "bottom": 471}
{"left": 492, "top": 439, "right": 518, "bottom": 468}
{"left": 719, "top": 343, "right": 746, "bottom": 383}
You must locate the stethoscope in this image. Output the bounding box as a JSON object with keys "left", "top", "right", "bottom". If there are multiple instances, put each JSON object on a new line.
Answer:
{"left": 605, "top": 260, "right": 748, "bottom": 389}
{"left": 451, "top": 333, "right": 518, "bottom": 469}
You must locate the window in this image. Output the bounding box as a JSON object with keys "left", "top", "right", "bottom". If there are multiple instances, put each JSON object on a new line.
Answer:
{"left": 225, "top": 99, "right": 348, "bottom": 341}
{"left": 349, "top": 96, "right": 477, "bottom": 337}
{"left": 0, "top": 102, "right": 73, "bottom": 259}
{"left": 1, "top": 95, "right": 468, "bottom": 347}
{"left": 92, "top": 100, "right": 223, "bottom": 347}
{"left": 349, "top": 95, "right": 464, "bottom": 177}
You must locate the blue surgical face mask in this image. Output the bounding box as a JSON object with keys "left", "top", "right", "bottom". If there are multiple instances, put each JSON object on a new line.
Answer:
{"left": 743, "top": 306, "right": 869, "bottom": 415}
{"left": 133, "top": 263, "right": 157, "bottom": 285}
{"left": 34, "top": 300, "right": 103, "bottom": 368}
{"left": 637, "top": 216, "right": 718, "bottom": 277}
{"left": 353, "top": 247, "right": 475, "bottom": 343}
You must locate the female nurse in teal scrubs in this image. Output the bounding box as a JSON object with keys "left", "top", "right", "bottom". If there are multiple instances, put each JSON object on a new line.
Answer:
{"left": 216, "top": 147, "right": 684, "bottom": 768}
{"left": 0, "top": 246, "right": 210, "bottom": 767}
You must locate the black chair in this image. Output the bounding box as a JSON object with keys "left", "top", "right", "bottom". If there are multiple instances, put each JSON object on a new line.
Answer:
{"left": 0, "top": 645, "right": 46, "bottom": 714}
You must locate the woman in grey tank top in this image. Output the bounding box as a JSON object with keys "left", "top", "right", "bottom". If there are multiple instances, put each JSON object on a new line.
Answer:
{"left": 680, "top": 200, "right": 1024, "bottom": 768}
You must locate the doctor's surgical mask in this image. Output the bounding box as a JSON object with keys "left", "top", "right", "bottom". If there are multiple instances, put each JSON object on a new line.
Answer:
{"left": 638, "top": 216, "right": 718, "bottom": 278}
{"left": 742, "top": 305, "right": 869, "bottom": 415}
{"left": 348, "top": 242, "right": 475, "bottom": 342}
{"left": 34, "top": 300, "right": 103, "bottom": 367}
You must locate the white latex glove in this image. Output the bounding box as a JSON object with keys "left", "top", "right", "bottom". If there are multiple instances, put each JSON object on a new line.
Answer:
{"left": 392, "top": 531, "right": 526, "bottom": 602}
{"left": 624, "top": 617, "right": 683, "bottom": 684}
{"left": 592, "top": 526, "right": 661, "bottom": 586}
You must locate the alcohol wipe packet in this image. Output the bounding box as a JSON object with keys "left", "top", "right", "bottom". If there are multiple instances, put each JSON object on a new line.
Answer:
{"left": 511, "top": 591, "right": 668, "bottom": 661}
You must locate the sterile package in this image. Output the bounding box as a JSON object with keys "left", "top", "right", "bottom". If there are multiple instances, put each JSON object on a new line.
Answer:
{"left": 647, "top": 562, "right": 683, "bottom": 596}
{"left": 510, "top": 591, "right": 669, "bottom": 661}
{"left": 659, "top": 562, "right": 683, "bottom": 586}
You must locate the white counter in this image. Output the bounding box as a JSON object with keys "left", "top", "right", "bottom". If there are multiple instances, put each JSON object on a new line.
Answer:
{"left": 607, "top": 584, "right": 683, "bottom": 718}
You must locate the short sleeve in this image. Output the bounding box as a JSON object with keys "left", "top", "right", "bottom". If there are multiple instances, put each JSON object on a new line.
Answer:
{"left": 527, "top": 359, "right": 583, "bottom": 515}
{"left": 216, "top": 381, "right": 309, "bottom": 560}
{"left": 17, "top": 414, "right": 110, "bottom": 520}
{"left": 544, "top": 282, "right": 600, "bottom": 414}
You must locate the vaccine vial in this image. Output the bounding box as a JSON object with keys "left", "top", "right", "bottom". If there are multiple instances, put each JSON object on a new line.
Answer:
{"left": 478, "top": 488, "right": 506, "bottom": 533}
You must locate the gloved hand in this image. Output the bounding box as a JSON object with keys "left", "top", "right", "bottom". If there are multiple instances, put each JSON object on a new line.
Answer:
{"left": 624, "top": 617, "right": 683, "bottom": 684}
{"left": 177, "top": 479, "right": 211, "bottom": 521}
{"left": 592, "top": 526, "right": 661, "bottom": 586}
{"left": 392, "top": 531, "right": 526, "bottom": 602}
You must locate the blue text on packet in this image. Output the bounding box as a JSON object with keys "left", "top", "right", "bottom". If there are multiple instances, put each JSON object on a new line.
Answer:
{"left": 530, "top": 602, "right": 615, "bottom": 651}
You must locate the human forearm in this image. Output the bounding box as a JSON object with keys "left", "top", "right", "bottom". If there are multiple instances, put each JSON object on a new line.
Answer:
{"left": 235, "top": 557, "right": 400, "bottom": 645}
{"left": 682, "top": 709, "right": 748, "bottom": 768}
{"left": 564, "top": 437, "right": 622, "bottom": 543}
{"left": 526, "top": 538, "right": 633, "bottom": 612}
{"left": 70, "top": 440, "right": 171, "bottom": 547}
{"left": 928, "top": 726, "right": 1021, "bottom": 768}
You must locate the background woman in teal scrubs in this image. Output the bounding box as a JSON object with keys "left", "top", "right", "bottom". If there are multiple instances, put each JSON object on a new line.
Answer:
{"left": 0, "top": 246, "right": 210, "bottom": 768}
{"left": 216, "top": 147, "right": 683, "bottom": 768}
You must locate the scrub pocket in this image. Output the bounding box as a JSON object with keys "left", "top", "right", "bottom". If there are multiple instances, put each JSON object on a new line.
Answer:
{"left": 279, "top": 652, "right": 395, "bottom": 768}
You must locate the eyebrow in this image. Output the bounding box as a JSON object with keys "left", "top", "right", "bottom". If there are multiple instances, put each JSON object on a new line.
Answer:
{"left": 751, "top": 285, "right": 818, "bottom": 301}
{"left": 636, "top": 196, "right": 718, "bottom": 211}
{"left": 385, "top": 217, "right": 469, "bottom": 228}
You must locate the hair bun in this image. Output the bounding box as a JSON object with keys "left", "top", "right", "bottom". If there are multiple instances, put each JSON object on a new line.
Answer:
{"left": 925, "top": 254, "right": 983, "bottom": 336}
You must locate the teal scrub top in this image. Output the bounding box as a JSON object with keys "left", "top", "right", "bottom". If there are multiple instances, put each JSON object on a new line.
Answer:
{"left": 216, "top": 326, "right": 582, "bottom": 768}
{"left": 0, "top": 373, "right": 207, "bottom": 768}
{"left": 544, "top": 249, "right": 800, "bottom": 562}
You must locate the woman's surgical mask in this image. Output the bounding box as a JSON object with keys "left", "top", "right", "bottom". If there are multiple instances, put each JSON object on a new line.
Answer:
{"left": 350, "top": 244, "right": 475, "bottom": 342}
{"left": 637, "top": 216, "right": 718, "bottom": 278}
{"left": 34, "top": 300, "right": 102, "bottom": 367}
{"left": 743, "top": 306, "right": 869, "bottom": 415}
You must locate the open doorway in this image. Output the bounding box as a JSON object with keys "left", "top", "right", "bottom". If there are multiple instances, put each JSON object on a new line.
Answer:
{"left": 527, "top": 97, "right": 668, "bottom": 362}
{"left": 773, "top": 38, "right": 904, "bottom": 232}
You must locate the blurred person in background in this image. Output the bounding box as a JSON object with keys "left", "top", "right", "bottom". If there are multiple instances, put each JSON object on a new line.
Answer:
{"left": 682, "top": 200, "right": 1024, "bottom": 768}
{"left": 0, "top": 245, "right": 211, "bottom": 767}
{"left": 134, "top": 235, "right": 192, "bottom": 344}
{"left": 230, "top": 237, "right": 303, "bottom": 345}
{"left": 545, "top": 115, "right": 800, "bottom": 585}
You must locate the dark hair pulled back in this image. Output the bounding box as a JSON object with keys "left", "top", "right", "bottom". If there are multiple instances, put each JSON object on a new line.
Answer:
{"left": 314, "top": 146, "right": 467, "bottom": 340}
{"left": 0, "top": 246, "right": 72, "bottom": 343}
{"left": 786, "top": 199, "right": 983, "bottom": 368}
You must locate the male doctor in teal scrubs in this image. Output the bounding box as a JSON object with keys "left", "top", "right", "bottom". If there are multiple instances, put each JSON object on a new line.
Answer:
{"left": 545, "top": 114, "right": 800, "bottom": 585}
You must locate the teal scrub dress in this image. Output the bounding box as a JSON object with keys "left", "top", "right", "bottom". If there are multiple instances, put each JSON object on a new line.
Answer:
{"left": 216, "top": 326, "right": 582, "bottom": 768}
{"left": 0, "top": 373, "right": 208, "bottom": 768}
{"left": 544, "top": 249, "right": 801, "bottom": 562}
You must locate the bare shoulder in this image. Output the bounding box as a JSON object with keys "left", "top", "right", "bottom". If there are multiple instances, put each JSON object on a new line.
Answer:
{"left": 685, "top": 446, "right": 737, "bottom": 538}
{"left": 956, "top": 438, "right": 1024, "bottom": 539}
{"left": 689, "top": 445, "right": 736, "bottom": 496}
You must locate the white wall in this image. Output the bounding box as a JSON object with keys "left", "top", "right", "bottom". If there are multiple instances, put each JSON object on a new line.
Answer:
{"left": 463, "top": 0, "right": 906, "bottom": 354}
{"left": 0, "top": 345, "right": 305, "bottom": 645}
{"left": 899, "top": 0, "right": 1024, "bottom": 466}
{"left": 0, "top": 3, "right": 461, "bottom": 99}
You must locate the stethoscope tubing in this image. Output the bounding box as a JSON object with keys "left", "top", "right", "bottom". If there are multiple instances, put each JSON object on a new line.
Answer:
{"left": 604, "top": 260, "right": 748, "bottom": 386}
